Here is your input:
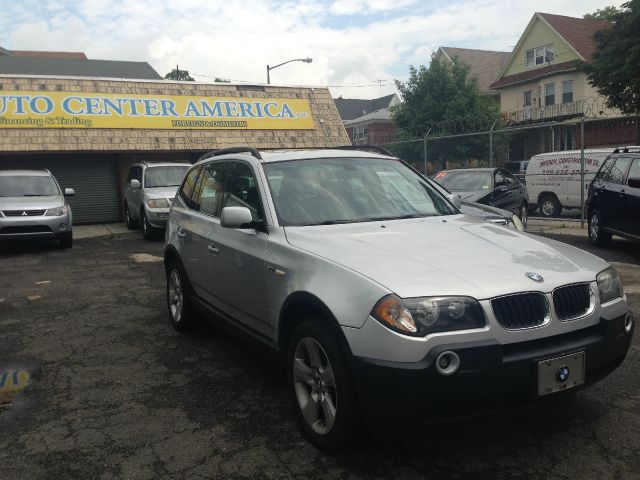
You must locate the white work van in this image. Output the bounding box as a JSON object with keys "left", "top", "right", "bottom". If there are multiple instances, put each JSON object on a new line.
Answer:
{"left": 525, "top": 149, "right": 611, "bottom": 217}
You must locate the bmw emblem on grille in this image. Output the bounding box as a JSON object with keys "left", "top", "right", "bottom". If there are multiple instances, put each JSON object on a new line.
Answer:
{"left": 557, "top": 365, "right": 570, "bottom": 382}
{"left": 525, "top": 272, "right": 544, "bottom": 283}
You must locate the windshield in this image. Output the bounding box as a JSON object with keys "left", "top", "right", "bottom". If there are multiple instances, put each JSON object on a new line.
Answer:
{"left": 0, "top": 175, "right": 60, "bottom": 197}
{"left": 433, "top": 171, "right": 493, "bottom": 191}
{"left": 264, "top": 157, "right": 457, "bottom": 226}
{"left": 144, "top": 166, "right": 189, "bottom": 188}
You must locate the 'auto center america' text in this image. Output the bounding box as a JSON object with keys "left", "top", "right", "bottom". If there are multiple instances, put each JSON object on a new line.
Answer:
{"left": 0, "top": 95, "right": 302, "bottom": 119}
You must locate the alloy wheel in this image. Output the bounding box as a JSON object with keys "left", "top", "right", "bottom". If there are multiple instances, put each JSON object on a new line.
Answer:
{"left": 293, "top": 337, "right": 337, "bottom": 435}
{"left": 590, "top": 213, "right": 600, "bottom": 241}
{"left": 168, "top": 269, "right": 183, "bottom": 323}
{"left": 520, "top": 204, "right": 528, "bottom": 228}
{"left": 541, "top": 200, "right": 554, "bottom": 217}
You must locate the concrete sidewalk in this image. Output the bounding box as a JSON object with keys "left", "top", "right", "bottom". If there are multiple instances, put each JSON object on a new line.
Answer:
{"left": 74, "top": 219, "right": 588, "bottom": 240}
{"left": 74, "top": 223, "right": 132, "bottom": 239}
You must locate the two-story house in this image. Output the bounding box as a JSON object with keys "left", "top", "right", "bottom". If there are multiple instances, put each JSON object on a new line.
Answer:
{"left": 490, "top": 13, "right": 635, "bottom": 154}
{"left": 334, "top": 94, "right": 400, "bottom": 145}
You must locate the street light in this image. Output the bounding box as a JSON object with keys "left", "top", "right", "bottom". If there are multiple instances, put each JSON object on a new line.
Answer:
{"left": 266, "top": 57, "right": 312, "bottom": 84}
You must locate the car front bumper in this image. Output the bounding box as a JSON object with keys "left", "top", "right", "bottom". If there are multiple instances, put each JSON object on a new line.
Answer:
{"left": 0, "top": 213, "right": 72, "bottom": 240}
{"left": 351, "top": 313, "right": 633, "bottom": 429}
{"left": 145, "top": 208, "right": 170, "bottom": 229}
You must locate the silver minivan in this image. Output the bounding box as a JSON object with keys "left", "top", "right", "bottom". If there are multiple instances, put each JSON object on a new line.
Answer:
{"left": 0, "top": 169, "right": 75, "bottom": 248}
{"left": 164, "top": 147, "right": 633, "bottom": 450}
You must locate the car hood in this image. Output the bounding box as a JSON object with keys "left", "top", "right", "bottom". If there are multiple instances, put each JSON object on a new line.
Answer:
{"left": 284, "top": 215, "right": 608, "bottom": 300}
{"left": 0, "top": 195, "right": 63, "bottom": 211}
{"left": 144, "top": 186, "right": 180, "bottom": 199}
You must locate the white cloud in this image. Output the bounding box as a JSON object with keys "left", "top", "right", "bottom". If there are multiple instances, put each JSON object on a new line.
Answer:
{"left": 3, "top": 0, "right": 628, "bottom": 99}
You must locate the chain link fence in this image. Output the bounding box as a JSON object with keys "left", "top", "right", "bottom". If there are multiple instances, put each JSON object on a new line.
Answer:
{"left": 373, "top": 115, "right": 639, "bottom": 224}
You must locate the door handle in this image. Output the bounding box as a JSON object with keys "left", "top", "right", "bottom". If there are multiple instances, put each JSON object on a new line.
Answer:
{"left": 176, "top": 231, "right": 187, "bottom": 238}
{"left": 207, "top": 244, "right": 220, "bottom": 254}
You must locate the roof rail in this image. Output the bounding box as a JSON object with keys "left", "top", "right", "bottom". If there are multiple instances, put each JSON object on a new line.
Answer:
{"left": 200, "top": 146, "right": 263, "bottom": 161}
{"left": 613, "top": 146, "right": 640, "bottom": 153}
{"left": 333, "top": 145, "right": 396, "bottom": 157}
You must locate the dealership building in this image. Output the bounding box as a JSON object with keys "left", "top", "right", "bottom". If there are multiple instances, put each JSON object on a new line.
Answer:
{"left": 0, "top": 49, "right": 349, "bottom": 223}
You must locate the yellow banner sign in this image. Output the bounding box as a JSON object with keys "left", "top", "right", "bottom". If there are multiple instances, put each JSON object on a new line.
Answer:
{"left": 0, "top": 91, "right": 315, "bottom": 130}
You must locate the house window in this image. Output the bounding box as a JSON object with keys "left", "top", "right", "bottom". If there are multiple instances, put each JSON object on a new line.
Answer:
{"left": 562, "top": 80, "right": 574, "bottom": 104}
{"left": 545, "top": 83, "right": 555, "bottom": 106}
{"left": 526, "top": 50, "right": 534, "bottom": 68}
{"left": 523, "top": 91, "right": 532, "bottom": 108}
{"left": 353, "top": 125, "right": 368, "bottom": 141}
{"left": 526, "top": 44, "right": 554, "bottom": 67}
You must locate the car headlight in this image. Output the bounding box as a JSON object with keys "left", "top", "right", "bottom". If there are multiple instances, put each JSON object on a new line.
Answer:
{"left": 597, "top": 267, "right": 623, "bottom": 304}
{"left": 146, "top": 198, "right": 170, "bottom": 209}
{"left": 371, "top": 294, "right": 486, "bottom": 336}
{"left": 511, "top": 214, "right": 524, "bottom": 231}
{"left": 45, "top": 205, "right": 67, "bottom": 216}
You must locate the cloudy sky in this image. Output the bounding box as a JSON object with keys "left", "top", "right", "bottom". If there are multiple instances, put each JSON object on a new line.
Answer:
{"left": 1, "top": 0, "right": 623, "bottom": 98}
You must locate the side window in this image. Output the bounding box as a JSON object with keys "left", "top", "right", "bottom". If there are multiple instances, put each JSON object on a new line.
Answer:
{"left": 179, "top": 166, "right": 201, "bottom": 209}
{"left": 609, "top": 157, "right": 632, "bottom": 184}
{"left": 134, "top": 166, "right": 143, "bottom": 183}
{"left": 503, "top": 171, "right": 517, "bottom": 186}
{"left": 221, "top": 162, "right": 264, "bottom": 221}
{"left": 595, "top": 156, "right": 616, "bottom": 181}
{"left": 627, "top": 158, "right": 640, "bottom": 185}
{"left": 494, "top": 170, "right": 505, "bottom": 186}
{"left": 126, "top": 166, "right": 135, "bottom": 183}
{"left": 194, "top": 162, "right": 228, "bottom": 216}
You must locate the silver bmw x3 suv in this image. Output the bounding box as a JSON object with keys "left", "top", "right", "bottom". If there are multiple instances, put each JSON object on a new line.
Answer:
{"left": 0, "top": 169, "right": 75, "bottom": 248}
{"left": 164, "top": 147, "right": 633, "bottom": 450}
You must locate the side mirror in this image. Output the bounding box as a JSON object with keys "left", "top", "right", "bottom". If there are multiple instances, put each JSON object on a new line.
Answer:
{"left": 628, "top": 177, "right": 640, "bottom": 189}
{"left": 64, "top": 188, "right": 75, "bottom": 197}
{"left": 446, "top": 193, "right": 462, "bottom": 209}
{"left": 130, "top": 179, "right": 141, "bottom": 189}
{"left": 221, "top": 206, "right": 253, "bottom": 229}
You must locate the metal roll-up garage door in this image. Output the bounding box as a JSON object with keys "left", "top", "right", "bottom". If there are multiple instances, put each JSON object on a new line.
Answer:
{"left": 48, "top": 158, "right": 121, "bottom": 224}
{"left": 0, "top": 154, "right": 121, "bottom": 224}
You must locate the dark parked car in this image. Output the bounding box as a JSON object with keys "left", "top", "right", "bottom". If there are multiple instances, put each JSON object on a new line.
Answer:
{"left": 432, "top": 167, "right": 529, "bottom": 226}
{"left": 587, "top": 147, "right": 640, "bottom": 245}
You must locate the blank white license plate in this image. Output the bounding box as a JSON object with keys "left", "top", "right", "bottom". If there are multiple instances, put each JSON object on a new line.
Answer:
{"left": 537, "top": 351, "right": 585, "bottom": 396}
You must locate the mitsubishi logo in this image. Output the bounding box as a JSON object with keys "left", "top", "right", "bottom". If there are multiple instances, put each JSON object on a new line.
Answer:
{"left": 21, "top": 211, "right": 27, "bottom": 216}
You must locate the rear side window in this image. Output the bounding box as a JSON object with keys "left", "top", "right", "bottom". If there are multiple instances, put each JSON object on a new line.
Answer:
{"left": 595, "top": 156, "right": 616, "bottom": 181}
{"left": 193, "top": 162, "right": 228, "bottom": 216}
{"left": 608, "top": 157, "right": 632, "bottom": 184}
{"left": 179, "top": 166, "right": 201, "bottom": 209}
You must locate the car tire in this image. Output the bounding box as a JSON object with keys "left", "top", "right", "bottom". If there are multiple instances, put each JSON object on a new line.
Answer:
{"left": 124, "top": 203, "right": 136, "bottom": 229}
{"left": 57, "top": 231, "right": 73, "bottom": 249}
{"left": 519, "top": 203, "right": 528, "bottom": 228}
{"left": 141, "top": 210, "right": 156, "bottom": 240}
{"left": 166, "top": 259, "right": 197, "bottom": 332}
{"left": 588, "top": 209, "right": 612, "bottom": 246}
{"left": 288, "top": 319, "right": 359, "bottom": 451}
{"left": 538, "top": 194, "right": 562, "bottom": 218}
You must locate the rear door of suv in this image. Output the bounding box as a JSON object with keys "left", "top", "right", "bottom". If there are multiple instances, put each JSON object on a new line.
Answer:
{"left": 621, "top": 157, "right": 640, "bottom": 237}
{"left": 604, "top": 156, "right": 633, "bottom": 232}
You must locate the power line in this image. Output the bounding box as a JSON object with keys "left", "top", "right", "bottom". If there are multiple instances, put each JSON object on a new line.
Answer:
{"left": 190, "top": 72, "right": 395, "bottom": 88}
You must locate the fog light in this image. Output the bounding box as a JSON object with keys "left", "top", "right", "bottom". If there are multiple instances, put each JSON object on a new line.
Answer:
{"left": 435, "top": 351, "right": 460, "bottom": 375}
{"left": 59, "top": 223, "right": 67, "bottom": 231}
{"left": 625, "top": 313, "right": 633, "bottom": 333}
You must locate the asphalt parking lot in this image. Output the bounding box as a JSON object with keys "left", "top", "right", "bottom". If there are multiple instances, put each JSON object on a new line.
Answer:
{"left": 0, "top": 231, "right": 638, "bottom": 480}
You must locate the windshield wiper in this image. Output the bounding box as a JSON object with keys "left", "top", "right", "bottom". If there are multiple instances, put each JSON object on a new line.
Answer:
{"left": 364, "top": 213, "right": 428, "bottom": 222}
{"left": 299, "top": 219, "right": 355, "bottom": 226}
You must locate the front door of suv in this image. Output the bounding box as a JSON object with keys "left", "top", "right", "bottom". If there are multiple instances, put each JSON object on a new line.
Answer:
{"left": 622, "top": 157, "right": 640, "bottom": 237}
{"left": 604, "top": 156, "right": 632, "bottom": 232}
{"left": 205, "top": 160, "right": 270, "bottom": 339}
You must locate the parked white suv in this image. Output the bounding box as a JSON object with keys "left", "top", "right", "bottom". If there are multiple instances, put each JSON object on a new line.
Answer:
{"left": 123, "top": 162, "right": 190, "bottom": 240}
{"left": 164, "top": 147, "right": 633, "bottom": 450}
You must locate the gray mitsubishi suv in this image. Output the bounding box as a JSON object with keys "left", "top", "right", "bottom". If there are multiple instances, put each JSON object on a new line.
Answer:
{"left": 0, "top": 169, "right": 75, "bottom": 248}
{"left": 163, "top": 147, "right": 633, "bottom": 450}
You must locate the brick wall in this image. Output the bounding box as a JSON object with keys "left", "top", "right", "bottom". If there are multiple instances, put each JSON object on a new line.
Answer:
{"left": 0, "top": 76, "right": 350, "bottom": 152}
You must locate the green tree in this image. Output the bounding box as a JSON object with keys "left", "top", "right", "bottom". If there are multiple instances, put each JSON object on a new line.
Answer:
{"left": 582, "top": 0, "right": 640, "bottom": 114}
{"left": 164, "top": 66, "right": 195, "bottom": 81}
{"left": 392, "top": 55, "right": 500, "bottom": 170}
{"left": 584, "top": 5, "right": 620, "bottom": 21}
